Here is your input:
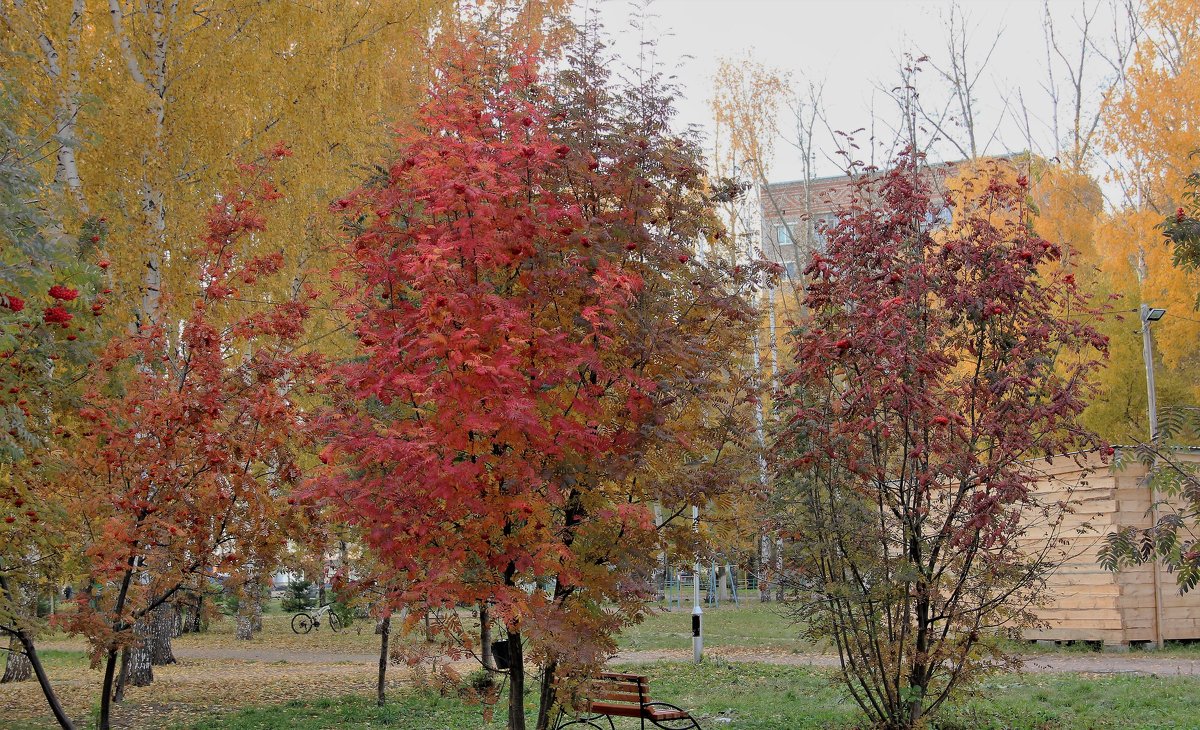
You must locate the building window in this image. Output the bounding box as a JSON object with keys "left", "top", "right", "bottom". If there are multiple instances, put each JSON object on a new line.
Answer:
{"left": 923, "top": 207, "right": 952, "bottom": 229}
{"left": 776, "top": 224, "right": 794, "bottom": 246}
{"left": 811, "top": 215, "right": 834, "bottom": 252}
{"left": 774, "top": 242, "right": 796, "bottom": 267}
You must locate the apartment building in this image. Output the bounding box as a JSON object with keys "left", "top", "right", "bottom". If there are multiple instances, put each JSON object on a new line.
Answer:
{"left": 759, "top": 159, "right": 982, "bottom": 280}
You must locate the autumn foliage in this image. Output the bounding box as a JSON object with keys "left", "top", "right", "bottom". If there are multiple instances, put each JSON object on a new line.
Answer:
{"left": 41, "top": 149, "right": 320, "bottom": 729}
{"left": 307, "top": 25, "right": 764, "bottom": 730}
{"left": 773, "top": 154, "right": 1108, "bottom": 729}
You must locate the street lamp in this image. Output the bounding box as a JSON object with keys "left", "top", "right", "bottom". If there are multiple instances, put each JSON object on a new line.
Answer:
{"left": 1140, "top": 305, "right": 1165, "bottom": 441}
{"left": 1140, "top": 303, "right": 1166, "bottom": 650}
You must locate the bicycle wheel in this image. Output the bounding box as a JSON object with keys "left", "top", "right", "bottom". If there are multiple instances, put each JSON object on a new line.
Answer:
{"left": 291, "top": 613, "right": 313, "bottom": 634}
{"left": 328, "top": 611, "right": 343, "bottom": 633}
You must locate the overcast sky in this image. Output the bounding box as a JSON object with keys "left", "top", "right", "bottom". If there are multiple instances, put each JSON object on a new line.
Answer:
{"left": 586, "top": 0, "right": 1127, "bottom": 185}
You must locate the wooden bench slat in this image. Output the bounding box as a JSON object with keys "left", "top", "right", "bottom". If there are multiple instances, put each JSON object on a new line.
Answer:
{"left": 588, "top": 683, "right": 643, "bottom": 693}
{"left": 588, "top": 691, "right": 643, "bottom": 703}
{"left": 598, "top": 671, "right": 647, "bottom": 681}
{"left": 647, "top": 707, "right": 690, "bottom": 721}
{"left": 558, "top": 672, "right": 695, "bottom": 728}
{"left": 586, "top": 702, "right": 648, "bottom": 718}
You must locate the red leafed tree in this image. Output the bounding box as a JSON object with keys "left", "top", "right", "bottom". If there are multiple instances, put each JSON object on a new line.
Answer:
{"left": 773, "top": 154, "right": 1108, "bottom": 730}
{"left": 47, "top": 148, "right": 319, "bottom": 730}
{"left": 308, "top": 21, "right": 764, "bottom": 730}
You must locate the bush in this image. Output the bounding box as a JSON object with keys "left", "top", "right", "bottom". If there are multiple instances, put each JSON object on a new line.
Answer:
{"left": 281, "top": 579, "right": 315, "bottom": 613}
{"left": 330, "top": 600, "right": 353, "bottom": 628}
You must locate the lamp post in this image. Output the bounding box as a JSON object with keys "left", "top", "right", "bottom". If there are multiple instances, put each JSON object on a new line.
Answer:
{"left": 1140, "top": 303, "right": 1167, "bottom": 649}
{"left": 1140, "top": 305, "right": 1166, "bottom": 441}
{"left": 692, "top": 505, "right": 703, "bottom": 664}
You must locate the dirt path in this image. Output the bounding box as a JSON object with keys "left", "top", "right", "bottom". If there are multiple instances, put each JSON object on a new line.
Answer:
{"left": 39, "top": 640, "right": 1200, "bottom": 675}
{"left": 612, "top": 647, "right": 1200, "bottom": 676}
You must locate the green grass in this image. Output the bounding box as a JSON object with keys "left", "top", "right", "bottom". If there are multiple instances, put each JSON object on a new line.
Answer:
{"left": 623, "top": 600, "right": 1200, "bottom": 659}
{"left": 174, "top": 661, "right": 1200, "bottom": 729}
{"left": 619, "top": 600, "right": 812, "bottom": 652}
{"left": 31, "top": 649, "right": 88, "bottom": 670}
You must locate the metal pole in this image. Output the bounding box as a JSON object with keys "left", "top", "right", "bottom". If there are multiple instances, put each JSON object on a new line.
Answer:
{"left": 1141, "top": 303, "right": 1165, "bottom": 649}
{"left": 692, "top": 505, "right": 703, "bottom": 664}
{"left": 1141, "top": 304, "right": 1159, "bottom": 442}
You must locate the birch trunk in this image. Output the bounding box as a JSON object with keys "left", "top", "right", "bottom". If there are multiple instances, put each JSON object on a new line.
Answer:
{"left": 2, "top": 637, "right": 32, "bottom": 683}
{"left": 1, "top": 586, "right": 35, "bottom": 683}
{"left": 126, "top": 619, "right": 153, "bottom": 687}
{"left": 147, "top": 603, "right": 176, "bottom": 665}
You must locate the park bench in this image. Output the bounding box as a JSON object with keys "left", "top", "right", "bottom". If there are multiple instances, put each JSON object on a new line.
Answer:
{"left": 554, "top": 671, "right": 701, "bottom": 729}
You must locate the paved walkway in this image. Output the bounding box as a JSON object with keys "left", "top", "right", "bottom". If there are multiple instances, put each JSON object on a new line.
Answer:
{"left": 613, "top": 648, "right": 1200, "bottom": 676}
{"left": 38, "top": 641, "right": 1200, "bottom": 676}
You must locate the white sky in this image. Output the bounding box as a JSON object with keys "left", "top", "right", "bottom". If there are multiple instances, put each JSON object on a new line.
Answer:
{"left": 587, "top": 0, "right": 1125, "bottom": 185}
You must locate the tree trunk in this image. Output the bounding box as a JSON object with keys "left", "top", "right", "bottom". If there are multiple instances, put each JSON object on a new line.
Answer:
{"left": 100, "top": 647, "right": 120, "bottom": 729}
{"left": 15, "top": 632, "right": 74, "bottom": 728}
{"left": 147, "top": 603, "right": 176, "bottom": 665}
{"left": 376, "top": 614, "right": 390, "bottom": 706}
{"left": 534, "top": 659, "right": 558, "bottom": 730}
{"left": 773, "top": 537, "right": 785, "bottom": 602}
{"left": 759, "top": 532, "right": 772, "bottom": 602}
{"left": 98, "top": 563, "right": 138, "bottom": 730}
{"left": 2, "top": 635, "right": 31, "bottom": 683}
{"left": 251, "top": 592, "right": 263, "bottom": 633}
{"left": 506, "top": 628, "right": 526, "bottom": 730}
{"left": 124, "top": 627, "right": 153, "bottom": 688}
{"left": 1, "top": 571, "right": 72, "bottom": 726}
{"left": 480, "top": 602, "right": 496, "bottom": 671}
{"left": 188, "top": 594, "right": 204, "bottom": 633}
{"left": 235, "top": 605, "right": 253, "bottom": 641}
{"left": 2, "top": 579, "right": 37, "bottom": 683}
{"left": 112, "top": 648, "right": 129, "bottom": 704}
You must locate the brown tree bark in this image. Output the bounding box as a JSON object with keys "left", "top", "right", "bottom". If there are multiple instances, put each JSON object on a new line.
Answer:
{"left": 187, "top": 593, "right": 204, "bottom": 633}
{"left": 112, "top": 648, "right": 129, "bottom": 703}
{"left": 99, "top": 565, "right": 136, "bottom": 730}
{"left": 534, "top": 659, "right": 558, "bottom": 730}
{"left": 376, "top": 614, "right": 390, "bottom": 706}
{"left": 251, "top": 593, "right": 263, "bottom": 633}
{"left": 506, "top": 628, "right": 525, "bottom": 730}
{"left": 1, "top": 624, "right": 74, "bottom": 728}
{"left": 480, "top": 601, "right": 496, "bottom": 671}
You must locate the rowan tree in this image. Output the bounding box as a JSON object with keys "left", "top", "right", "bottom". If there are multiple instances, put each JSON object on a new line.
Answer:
{"left": 0, "top": 68, "right": 106, "bottom": 727}
{"left": 307, "top": 20, "right": 763, "bottom": 730}
{"left": 773, "top": 153, "right": 1108, "bottom": 730}
{"left": 41, "top": 149, "right": 319, "bottom": 730}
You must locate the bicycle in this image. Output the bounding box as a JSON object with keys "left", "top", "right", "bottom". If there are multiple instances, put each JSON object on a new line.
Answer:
{"left": 291, "top": 603, "right": 343, "bottom": 634}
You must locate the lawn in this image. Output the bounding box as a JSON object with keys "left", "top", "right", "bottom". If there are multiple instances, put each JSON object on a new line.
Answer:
{"left": 10, "top": 600, "right": 1200, "bottom": 729}
{"left": 172, "top": 662, "right": 1200, "bottom": 730}
{"left": 618, "top": 600, "right": 812, "bottom": 653}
